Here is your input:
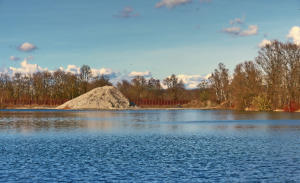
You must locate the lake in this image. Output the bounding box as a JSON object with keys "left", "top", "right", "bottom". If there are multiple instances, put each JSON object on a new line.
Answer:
{"left": 0, "top": 109, "right": 300, "bottom": 182}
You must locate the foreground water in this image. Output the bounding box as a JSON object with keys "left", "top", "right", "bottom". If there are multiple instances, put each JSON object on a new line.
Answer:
{"left": 0, "top": 109, "right": 300, "bottom": 182}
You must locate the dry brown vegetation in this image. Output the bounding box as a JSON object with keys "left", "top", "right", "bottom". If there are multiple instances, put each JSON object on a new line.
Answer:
{"left": 209, "top": 41, "right": 300, "bottom": 111}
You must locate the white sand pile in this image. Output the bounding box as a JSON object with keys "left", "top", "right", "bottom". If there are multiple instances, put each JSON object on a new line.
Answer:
{"left": 56, "top": 86, "right": 130, "bottom": 110}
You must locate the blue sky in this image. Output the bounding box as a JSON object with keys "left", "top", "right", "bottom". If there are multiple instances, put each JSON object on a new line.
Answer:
{"left": 0, "top": 0, "right": 299, "bottom": 87}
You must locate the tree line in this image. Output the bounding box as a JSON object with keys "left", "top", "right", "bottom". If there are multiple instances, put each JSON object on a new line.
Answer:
{"left": 0, "top": 40, "right": 299, "bottom": 111}
{"left": 207, "top": 41, "right": 300, "bottom": 111}
{"left": 0, "top": 64, "right": 196, "bottom": 107}
{"left": 0, "top": 65, "right": 111, "bottom": 107}
{"left": 116, "top": 74, "right": 198, "bottom": 102}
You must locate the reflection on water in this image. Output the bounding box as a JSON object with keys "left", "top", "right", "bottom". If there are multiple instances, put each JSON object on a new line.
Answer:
{"left": 0, "top": 109, "right": 300, "bottom": 133}
{"left": 1, "top": 109, "right": 300, "bottom": 182}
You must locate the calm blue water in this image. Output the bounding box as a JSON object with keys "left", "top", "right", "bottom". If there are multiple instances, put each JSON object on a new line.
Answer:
{"left": 0, "top": 109, "right": 300, "bottom": 182}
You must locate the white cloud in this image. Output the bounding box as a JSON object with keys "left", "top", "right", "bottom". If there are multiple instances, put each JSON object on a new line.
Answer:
{"left": 18, "top": 42, "right": 37, "bottom": 52}
{"left": 58, "top": 65, "right": 118, "bottom": 78}
{"left": 176, "top": 74, "right": 206, "bottom": 89}
{"left": 239, "top": 25, "right": 258, "bottom": 36}
{"left": 156, "top": 0, "right": 192, "bottom": 8}
{"left": 223, "top": 25, "right": 258, "bottom": 37}
{"left": 161, "top": 74, "right": 207, "bottom": 89}
{"left": 63, "top": 65, "right": 80, "bottom": 74}
{"left": 10, "top": 56, "right": 20, "bottom": 61}
{"left": 91, "top": 68, "right": 117, "bottom": 77}
{"left": 128, "top": 71, "right": 152, "bottom": 78}
{"left": 287, "top": 26, "right": 300, "bottom": 45}
{"left": 115, "top": 7, "right": 139, "bottom": 18}
{"left": 108, "top": 71, "right": 153, "bottom": 85}
{"left": 8, "top": 59, "right": 48, "bottom": 75}
{"left": 223, "top": 27, "right": 241, "bottom": 36}
{"left": 223, "top": 16, "right": 258, "bottom": 37}
{"left": 259, "top": 39, "right": 272, "bottom": 48}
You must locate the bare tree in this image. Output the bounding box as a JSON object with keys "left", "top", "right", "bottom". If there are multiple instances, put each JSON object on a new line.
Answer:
{"left": 163, "top": 74, "right": 185, "bottom": 100}
{"left": 231, "top": 61, "right": 262, "bottom": 110}
{"left": 209, "top": 63, "right": 230, "bottom": 105}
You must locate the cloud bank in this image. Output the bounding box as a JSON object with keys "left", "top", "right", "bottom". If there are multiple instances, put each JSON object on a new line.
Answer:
{"left": 2, "top": 61, "right": 208, "bottom": 89}
{"left": 162, "top": 74, "right": 210, "bottom": 89}
{"left": 9, "top": 59, "right": 48, "bottom": 75}
{"left": 6, "top": 59, "right": 117, "bottom": 79}
{"left": 176, "top": 74, "right": 207, "bottom": 89}
{"left": 128, "top": 71, "right": 152, "bottom": 78}
{"left": 58, "top": 64, "right": 118, "bottom": 78}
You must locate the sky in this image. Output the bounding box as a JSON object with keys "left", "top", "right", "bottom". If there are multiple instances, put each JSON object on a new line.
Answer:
{"left": 0, "top": 0, "right": 299, "bottom": 88}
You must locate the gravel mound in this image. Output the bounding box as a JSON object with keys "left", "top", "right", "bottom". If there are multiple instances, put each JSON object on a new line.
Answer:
{"left": 56, "top": 86, "right": 130, "bottom": 110}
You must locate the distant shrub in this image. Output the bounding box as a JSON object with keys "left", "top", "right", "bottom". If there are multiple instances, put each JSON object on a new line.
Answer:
{"left": 284, "top": 101, "right": 300, "bottom": 112}
{"left": 251, "top": 95, "right": 272, "bottom": 111}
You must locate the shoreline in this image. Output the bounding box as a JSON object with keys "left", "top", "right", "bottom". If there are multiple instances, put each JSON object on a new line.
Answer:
{"left": 1, "top": 105, "right": 300, "bottom": 112}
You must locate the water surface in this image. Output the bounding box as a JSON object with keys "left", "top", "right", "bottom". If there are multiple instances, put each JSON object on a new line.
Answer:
{"left": 0, "top": 109, "right": 300, "bottom": 182}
